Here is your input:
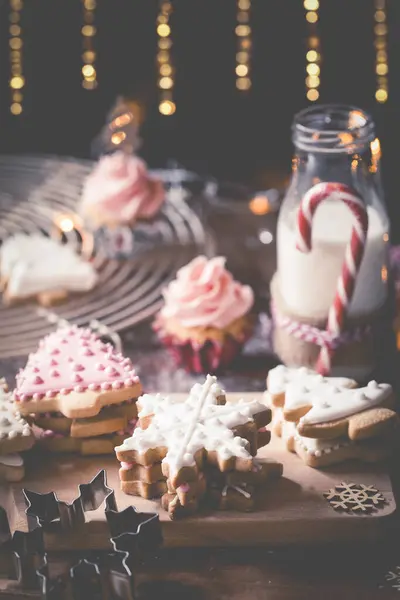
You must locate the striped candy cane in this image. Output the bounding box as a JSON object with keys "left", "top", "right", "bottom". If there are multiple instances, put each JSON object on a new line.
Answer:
{"left": 296, "top": 182, "right": 369, "bottom": 375}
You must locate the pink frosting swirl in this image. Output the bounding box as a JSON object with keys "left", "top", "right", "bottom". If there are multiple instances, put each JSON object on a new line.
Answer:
{"left": 80, "top": 152, "right": 165, "bottom": 225}
{"left": 159, "top": 256, "right": 254, "bottom": 329}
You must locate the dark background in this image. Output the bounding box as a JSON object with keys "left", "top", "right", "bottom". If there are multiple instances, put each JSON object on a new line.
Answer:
{"left": 0, "top": 0, "right": 400, "bottom": 237}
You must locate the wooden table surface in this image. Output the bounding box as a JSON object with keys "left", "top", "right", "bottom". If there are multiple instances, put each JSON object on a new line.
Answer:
{"left": 1, "top": 322, "right": 400, "bottom": 599}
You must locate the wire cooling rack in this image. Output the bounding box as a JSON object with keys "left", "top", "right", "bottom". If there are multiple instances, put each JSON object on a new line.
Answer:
{"left": 0, "top": 155, "right": 207, "bottom": 358}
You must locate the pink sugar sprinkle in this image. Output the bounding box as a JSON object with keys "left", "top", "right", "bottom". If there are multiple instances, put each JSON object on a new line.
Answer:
{"left": 73, "top": 373, "right": 83, "bottom": 383}
{"left": 96, "top": 363, "right": 105, "bottom": 371}
{"left": 50, "top": 359, "right": 58, "bottom": 366}
{"left": 50, "top": 348, "right": 60, "bottom": 355}
{"left": 120, "top": 462, "right": 134, "bottom": 470}
{"left": 105, "top": 366, "right": 119, "bottom": 377}
{"left": 50, "top": 369, "right": 59, "bottom": 378}
{"left": 33, "top": 375, "right": 44, "bottom": 385}
{"left": 72, "top": 363, "right": 85, "bottom": 372}
{"left": 82, "top": 348, "right": 94, "bottom": 356}
{"left": 32, "top": 367, "right": 40, "bottom": 373}
{"left": 178, "top": 484, "right": 190, "bottom": 493}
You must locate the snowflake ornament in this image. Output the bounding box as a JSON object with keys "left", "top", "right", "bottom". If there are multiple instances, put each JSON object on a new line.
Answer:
{"left": 323, "top": 482, "right": 386, "bottom": 513}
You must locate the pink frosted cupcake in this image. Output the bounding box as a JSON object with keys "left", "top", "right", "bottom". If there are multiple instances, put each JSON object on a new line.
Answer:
{"left": 79, "top": 151, "right": 165, "bottom": 228}
{"left": 154, "top": 256, "right": 254, "bottom": 373}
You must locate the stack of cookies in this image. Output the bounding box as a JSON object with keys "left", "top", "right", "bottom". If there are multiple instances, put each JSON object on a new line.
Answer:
{"left": 161, "top": 458, "right": 283, "bottom": 519}
{"left": 115, "top": 375, "right": 283, "bottom": 519}
{"left": 13, "top": 325, "right": 142, "bottom": 455}
{"left": 265, "top": 365, "right": 398, "bottom": 468}
{"left": 0, "top": 378, "right": 34, "bottom": 481}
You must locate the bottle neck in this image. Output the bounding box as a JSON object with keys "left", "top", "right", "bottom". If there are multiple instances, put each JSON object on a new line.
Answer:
{"left": 290, "top": 145, "right": 381, "bottom": 207}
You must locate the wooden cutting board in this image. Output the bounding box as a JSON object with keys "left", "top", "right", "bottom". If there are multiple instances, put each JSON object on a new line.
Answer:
{"left": 2, "top": 394, "right": 397, "bottom": 550}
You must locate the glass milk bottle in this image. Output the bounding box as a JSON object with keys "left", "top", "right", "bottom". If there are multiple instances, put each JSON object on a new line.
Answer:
{"left": 272, "top": 105, "right": 390, "bottom": 380}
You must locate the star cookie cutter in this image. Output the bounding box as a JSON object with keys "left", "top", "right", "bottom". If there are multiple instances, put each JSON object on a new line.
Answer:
{"left": 23, "top": 469, "right": 117, "bottom": 532}
{"left": 36, "top": 551, "right": 137, "bottom": 600}
{"left": 0, "top": 469, "right": 162, "bottom": 599}
{"left": 0, "top": 504, "right": 45, "bottom": 588}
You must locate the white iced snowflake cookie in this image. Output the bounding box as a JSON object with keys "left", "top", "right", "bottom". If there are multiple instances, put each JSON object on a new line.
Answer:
{"left": 116, "top": 375, "right": 271, "bottom": 487}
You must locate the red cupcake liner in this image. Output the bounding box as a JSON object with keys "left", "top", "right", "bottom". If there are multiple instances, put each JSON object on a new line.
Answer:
{"left": 157, "top": 331, "right": 247, "bottom": 374}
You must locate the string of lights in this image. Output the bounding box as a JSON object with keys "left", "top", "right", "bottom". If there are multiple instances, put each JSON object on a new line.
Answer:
{"left": 304, "top": 0, "right": 321, "bottom": 102}
{"left": 374, "top": 0, "right": 388, "bottom": 103}
{"left": 157, "top": 1, "right": 175, "bottom": 116}
{"left": 82, "top": 0, "right": 97, "bottom": 90}
{"left": 235, "top": 0, "right": 251, "bottom": 92}
{"left": 9, "top": 0, "right": 24, "bottom": 116}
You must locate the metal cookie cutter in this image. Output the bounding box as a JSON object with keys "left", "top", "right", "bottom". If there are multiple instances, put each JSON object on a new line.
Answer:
{"left": 23, "top": 469, "right": 117, "bottom": 532}
{"left": 0, "top": 470, "right": 162, "bottom": 599}
{"left": 0, "top": 505, "right": 46, "bottom": 589}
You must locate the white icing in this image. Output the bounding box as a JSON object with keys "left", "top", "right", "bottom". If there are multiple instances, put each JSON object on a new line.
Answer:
{"left": 137, "top": 382, "right": 225, "bottom": 418}
{"left": 0, "top": 234, "right": 98, "bottom": 298}
{"left": 0, "top": 386, "right": 31, "bottom": 439}
{"left": 294, "top": 432, "right": 350, "bottom": 457}
{"left": 221, "top": 484, "right": 251, "bottom": 499}
{"left": 289, "top": 380, "right": 392, "bottom": 425}
{"left": 231, "top": 484, "right": 251, "bottom": 499}
{"left": 117, "top": 375, "right": 264, "bottom": 475}
{"left": 267, "top": 365, "right": 356, "bottom": 397}
{"left": 0, "top": 453, "right": 23, "bottom": 467}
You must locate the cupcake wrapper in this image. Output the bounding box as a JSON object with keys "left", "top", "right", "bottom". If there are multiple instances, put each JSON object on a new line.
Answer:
{"left": 158, "top": 332, "right": 247, "bottom": 374}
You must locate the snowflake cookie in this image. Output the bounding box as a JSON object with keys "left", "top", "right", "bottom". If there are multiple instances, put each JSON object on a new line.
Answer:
{"left": 115, "top": 375, "right": 272, "bottom": 492}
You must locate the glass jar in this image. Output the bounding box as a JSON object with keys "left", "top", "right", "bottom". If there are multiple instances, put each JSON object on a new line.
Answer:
{"left": 277, "top": 104, "right": 389, "bottom": 322}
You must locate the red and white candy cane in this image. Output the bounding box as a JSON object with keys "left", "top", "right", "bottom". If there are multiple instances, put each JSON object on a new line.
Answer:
{"left": 296, "top": 182, "right": 369, "bottom": 375}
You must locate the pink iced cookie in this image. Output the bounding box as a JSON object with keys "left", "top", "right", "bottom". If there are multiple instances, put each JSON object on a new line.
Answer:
{"left": 14, "top": 325, "right": 142, "bottom": 419}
